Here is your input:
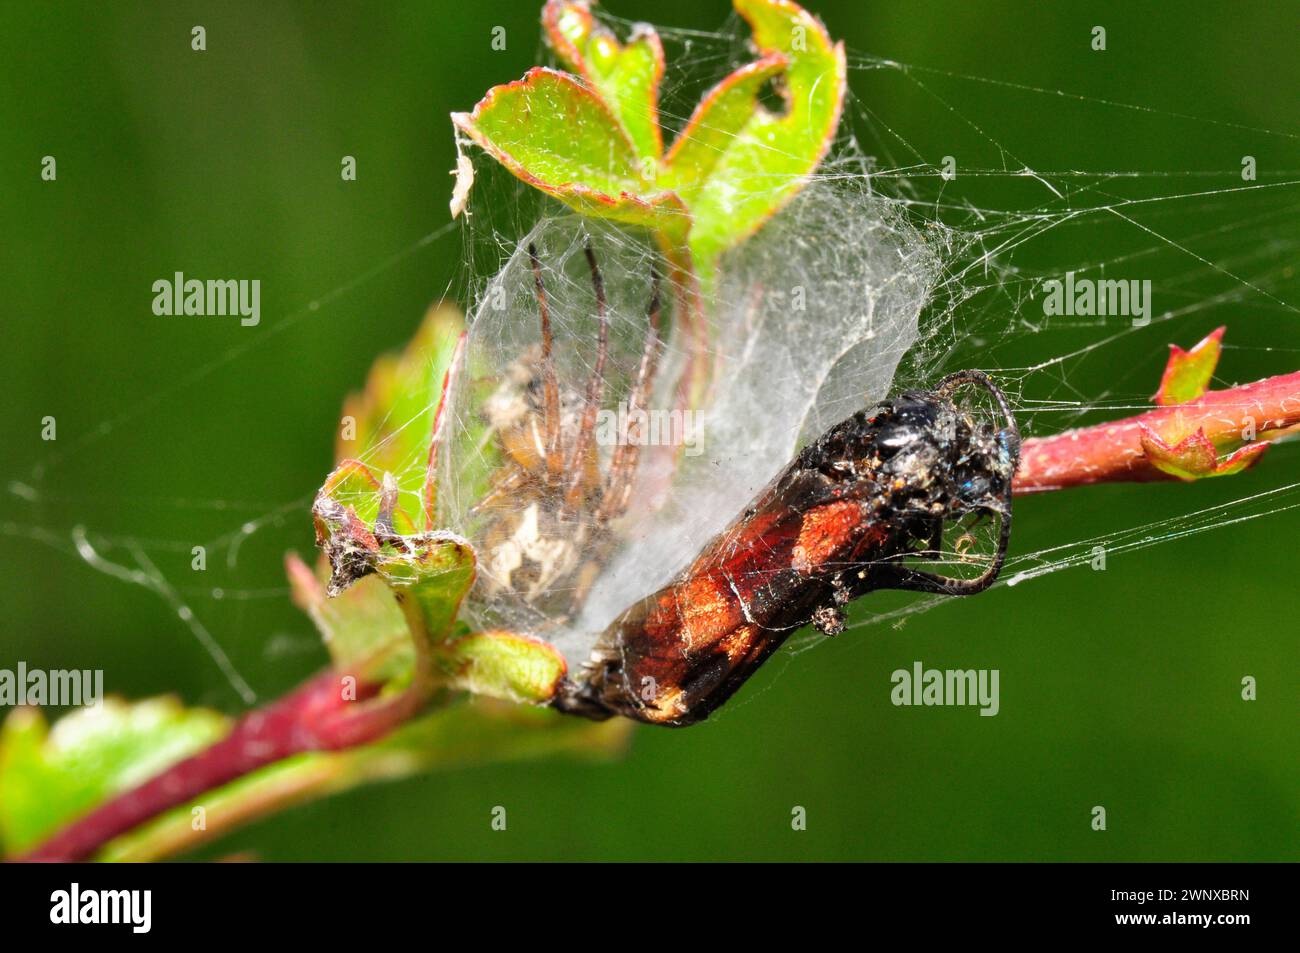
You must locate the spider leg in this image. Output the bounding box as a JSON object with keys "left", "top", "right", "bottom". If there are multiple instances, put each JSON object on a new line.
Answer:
{"left": 562, "top": 242, "right": 609, "bottom": 515}
{"left": 470, "top": 465, "right": 529, "bottom": 516}
{"left": 598, "top": 262, "right": 662, "bottom": 523}
{"left": 528, "top": 243, "right": 565, "bottom": 493}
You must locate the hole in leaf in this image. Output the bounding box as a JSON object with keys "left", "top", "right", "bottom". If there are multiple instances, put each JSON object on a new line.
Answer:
{"left": 756, "top": 71, "right": 791, "bottom": 117}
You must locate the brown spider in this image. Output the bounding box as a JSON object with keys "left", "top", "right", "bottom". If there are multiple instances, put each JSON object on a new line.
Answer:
{"left": 469, "top": 243, "right": 663, "bottom": 622}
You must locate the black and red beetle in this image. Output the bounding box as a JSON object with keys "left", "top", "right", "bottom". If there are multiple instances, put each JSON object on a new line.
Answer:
{"left": 554, "top": 368, "right": 1019, "bottom": 725}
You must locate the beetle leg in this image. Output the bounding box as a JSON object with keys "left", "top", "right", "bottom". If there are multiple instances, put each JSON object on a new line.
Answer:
{"left": 916, "top": 516, "right": 945, "bottom": 561}
{"left": 872, "top": 506, "right": 1012, "bottom": 596}
{"left": 935, "top": 369, "right": 1016, "bottom": 432}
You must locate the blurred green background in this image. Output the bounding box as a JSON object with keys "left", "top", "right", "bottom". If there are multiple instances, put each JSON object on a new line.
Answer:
{"left": 3, "top": 0, "right": 1296, "bottom": 860}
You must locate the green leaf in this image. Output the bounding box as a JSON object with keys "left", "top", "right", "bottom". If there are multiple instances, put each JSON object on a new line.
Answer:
{"left": 663, "top": 0, "right": 846, "bottom": 263}
{"left": 369, "top": 535, "right": 478, "bottom": 651}
{"left": 286, "top": 552, "right": 411, "bottom": 683}
{"left": 0, "top": 699, "right": 228, "bottom": 857}
{"left": 432, "top": 631, "right": 567, "bottom": 705}
{"left": 453, "top": 0, "right": 846, "bottom": 267}
{"left": 452, "top": 67, "right": 689, "bottom": 242}
{"left": 543, "top": 0, "right": 665, "bottom": 162}
{"left": 337, "top": 303, "right": 465, "bottom": 502}
{"left": 1152, "top": 326, "right": 1225, "bottom": 406}
{"left": 456, "top": 67, "right": 641, "bottom": 194}
{"left": 1139, "top": 423, "right": 1271, "bottom": 481}
{"left": 658, "top": 54, "right": 788, "bottom": 193}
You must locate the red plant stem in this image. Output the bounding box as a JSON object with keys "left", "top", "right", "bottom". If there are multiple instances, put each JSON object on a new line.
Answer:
{"left": 1013, "top": 370, "right": 1300, "bottom": 493}
{"left": 16, "top": 670, "right": 410, "bottom": 863}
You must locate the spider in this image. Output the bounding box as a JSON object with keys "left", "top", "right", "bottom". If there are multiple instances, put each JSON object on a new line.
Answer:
{"left": 470, "top": 242, "right": 662, "bottom": 623}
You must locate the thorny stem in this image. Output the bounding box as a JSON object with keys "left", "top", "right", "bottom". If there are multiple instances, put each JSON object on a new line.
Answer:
{"left": 15, "top": 370, "right": 1300, "bottom": 863}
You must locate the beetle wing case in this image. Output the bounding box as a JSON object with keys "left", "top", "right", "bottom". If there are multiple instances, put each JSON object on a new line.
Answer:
{"left": 554, "top": 374, "right": 1017, "bottom": 726}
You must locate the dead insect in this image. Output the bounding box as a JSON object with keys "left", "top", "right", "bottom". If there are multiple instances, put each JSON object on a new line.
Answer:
{"left": 554, "top": 365, "right": 1020, "bottom": 725}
